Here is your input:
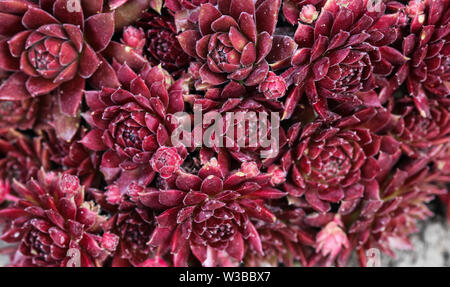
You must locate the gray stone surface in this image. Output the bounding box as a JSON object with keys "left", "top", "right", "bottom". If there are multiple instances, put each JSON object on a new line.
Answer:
{"left": 380, "top": 219, "right": 450, "bottom": 267}
{"left": 0, "top": 241, "right": 9, "bottom": 267}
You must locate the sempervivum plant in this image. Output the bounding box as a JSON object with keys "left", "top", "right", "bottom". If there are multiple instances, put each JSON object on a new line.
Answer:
{"left": 282, "top": 0, "right": 326, "bottom": 25}
{"left": 0, "top": 0, "right": 115, "bottom": 122}
{"left": 92, "top": 182, "right": 164, "bottom": 267}
{"left": 258, "top": 72, "right": 288, "bottom": 101}
{"left": 39, "top": 126, "right": 101, "bottom": 188}
{"left": 314, "top": 214, "right": 350, "bottom": 266}
{"left": 121, "top": 26, "right": 146, "bottom": 55}
{"left": 282, "top": 0, "right": 404, "bottom": 120}
{"left": 0, "top": 170, "right": 118, "bottom": 267}
{"left": 0, "top": 0, "right": 448, "bottom": 268}
{"left": 185, "top": 91, "right": 288, "bottom": 166}
{"left": 389, "top": 97, "right": 450, "bottom": 158}
{"left": 0, "top": 68, "right": 44, "bottom": 130}
{"left": 382, "top": 0, "right": 450, "bottom": 118}
{"left": 144, "top": 156, "right": 287, "bottom": 266}
{"left": 341, "top": 154, "right": 444, "bottom": 267}
{"left": 244, "top": 206, "right": 316, "bottom": 267}
{"left": 137, "top": 12, "right": 191, "bottom": 74}
{"left": 81, "top": 61, "right": 187, "bottom": 188}
{"left": 177, "top": 0, "right": 296, "bottom": 96}
{"left": 281, "top": 106, "right": 398, "bottom": 213}
{"left": 0, "top": 97, "right": 40, "bottom": 130}
{"left": 0, "top": 129, "right": 50, "bottom": 184}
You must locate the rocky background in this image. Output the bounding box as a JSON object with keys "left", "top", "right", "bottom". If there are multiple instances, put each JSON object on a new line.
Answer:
{"left": 382, "top": 219, "right": 450, "bottom": 267}
{"left": 343, "top": 217, "right": 450, "bottom": 267}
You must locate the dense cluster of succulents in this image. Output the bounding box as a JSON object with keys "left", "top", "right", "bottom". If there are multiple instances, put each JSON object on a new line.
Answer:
{"left": 0, "top": 0, "right": 448, "bottom": 267}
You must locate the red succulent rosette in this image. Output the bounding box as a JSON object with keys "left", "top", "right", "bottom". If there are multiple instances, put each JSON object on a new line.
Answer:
{"left": 177, "top": 0, "right": 296, "bottom": 96}
{"left": 81, "top": 62, "right": 187, "bottom": 187}
{"left": 138, "top": 12, "right": 191, "bottom": 74}
{"left": 0, "top": 171, "right": 118, "bottom": 267}
{"left": 314, "top": 214, "right": 349, "bottom": 266}
{"left": 0, "top": 67, "right": 40, "bottom": 130}
{"left": 258, "top": 72, "right": 288, "bottom": 100}
{"left": 0, "top": 0, "right": 115, "bottom": 119}
{"left": 341, "top": 154, "right": 443, "bottom": 267}
{"left": 143, "top": 155, "right": 287, "bottom": 266}
{"left": 282, "top": 0, "right": 404, "bottom": 120}
{"left": 281, "top": 107, "right": 399, "bottom": 213}
{"left": 183, "top": 69, "right": 288, "bottom": 167}
{"left": 390, "top": 97, "right": 450, "bottom": 158}
{"left": 92, "top": 183, "right": 163, "bottom": 267}
{"left": 186, "top": 92, "right": 288, "bottom": 166}
{"left": 0, "top": 0, "right": 448, "bottom": 269}
{"left": 107, "top": 207, "right": 157, "bottom": 266}
{"left": 245, "top": 206, "right": 316, "bottom": 267}
{"left": 150, "top": 146, "right": 183, "bottom": 179}
{"left": 0, "top": 129, "right": 50, "bottom": 184}
{"left": 39, "top": 126, "right": 101, "bottom": 188}
{"left": 382, "top": 0, "right": 450, "bottom": 118}
{"left": 282, "top": 0, "right": 326, "bottom": 25}
{"left": 121, "top": 26, "right": 146, "bottom": 55}
{"left": 0, "top": 97, "right": 40, "bottom": 130}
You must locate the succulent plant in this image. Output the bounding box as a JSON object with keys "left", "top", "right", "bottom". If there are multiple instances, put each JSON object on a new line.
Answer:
{"left": 0, "top": 129, "right": 50, "bottom": 184}
{"left": 315, "top": 215, "right": 349, "bottom": 265}
{"left": 258, "top": 72, "right": 288, "bottom": 101}
{"left": 0, "top": 0, "right": 447, "bottom": 268}
{"left": 39, "top": 126, "right": 101, "bottom": 188}
{"left": 0, "top": 0, "right": 115, "bottom": 121}
{"left": 281, "top": 106, "right": 398, "bottom": 213}
{"left": 381, "top": 0, "right": 450, "bottom": 118}
{"left": 143, "top": 156, "right": 286, "bottom": 266}
{"left": 0, "top": 97, "right": 40, "bottom": 130}
{"left": 0, "top": 170, "right": 117, "bottom": 266}
{"left": 177, "top": 0, "right": 296, "bottom": 96}
{"left": 342, "top": 154, "right": 442, "bottom": 267}
{"left": 389, "top": 97, "right": 450, "bottom": 158}
{"left": 138, "top": 12, "right": 191, "bottom": 74}
{"left": 282, "top": 0, "right": 327, "bottom": 25}
{"left": 282, "top": 0, "right": 404, "bottom": 120}
{"left": 121, "top": 26, "right": 146, "bottom": 55}
{"left": 81, "top": 61, "right": 187, "bottom": 188}
{"left": 185, "top": 92, "right": 288, "bottom": 166}
{"left": 244, "top": 206, "right": 314, "bottom": 267}
{"left": 89, "top": 182, "right": 160, "bottom": 267}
